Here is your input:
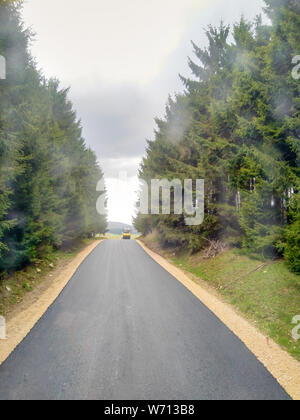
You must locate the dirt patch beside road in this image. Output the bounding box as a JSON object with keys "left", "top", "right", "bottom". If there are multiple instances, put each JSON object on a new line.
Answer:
{"left": 0, "top": 240, "right": 102, "bottom": 366}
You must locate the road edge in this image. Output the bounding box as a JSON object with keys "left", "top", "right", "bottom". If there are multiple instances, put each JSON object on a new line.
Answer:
{"left": 137, "top": 239, "right": 300, "bottom": 400}
{"left": 0, "top": 240, "right": 103, "bottom": 367}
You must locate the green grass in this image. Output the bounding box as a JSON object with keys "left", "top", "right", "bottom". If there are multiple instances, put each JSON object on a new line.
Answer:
{"left": 0, "top": 239, "right": 98, "bottom": 317}
{"left": 142, "top": 231, "right": 300, "bottom": 361}
{"left": 171, "top": 248, "right": 300, "bottom": 360}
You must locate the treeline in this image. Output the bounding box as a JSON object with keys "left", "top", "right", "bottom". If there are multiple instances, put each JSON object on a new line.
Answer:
{"left": 135, "top": 0, "right": 300, "bottom": 273}
{"left": 0, "top": 0, "right": 107, "bottom": 272}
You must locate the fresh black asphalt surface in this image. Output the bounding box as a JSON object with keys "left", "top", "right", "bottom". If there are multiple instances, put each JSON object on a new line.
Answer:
{"left": 0, "top": 240, "right": 290, "bottom": 400}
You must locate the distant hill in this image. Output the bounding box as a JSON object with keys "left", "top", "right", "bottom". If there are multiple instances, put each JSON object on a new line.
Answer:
{"left": 108, "top": 222, "right": 138, "bottom": 235}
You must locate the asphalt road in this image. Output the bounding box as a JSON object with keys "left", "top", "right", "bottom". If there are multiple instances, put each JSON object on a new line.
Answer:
{"left": 0, "top": 240, "right": 290, "bottom": 400}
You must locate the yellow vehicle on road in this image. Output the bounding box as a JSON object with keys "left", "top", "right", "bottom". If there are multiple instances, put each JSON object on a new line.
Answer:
{"left": 122, "top": 228, "right": 131, "bottom": 240}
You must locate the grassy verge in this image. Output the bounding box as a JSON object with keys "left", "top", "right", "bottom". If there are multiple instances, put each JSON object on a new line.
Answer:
{"left": 142, "top": 235, "right": 300, "bottom": 361}
{"left": 0, "top": 239, "right": 100, "bottom": 317}
{"left": 105, "top": 234, "right": 141, "bottom": 240}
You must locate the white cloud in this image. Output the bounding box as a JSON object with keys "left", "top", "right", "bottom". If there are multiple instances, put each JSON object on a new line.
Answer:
{"left": 101, "top": 156, "right": 142, "bottom": 178}
{"left": 23, "top": 0, "right": 204, "bottom": 85}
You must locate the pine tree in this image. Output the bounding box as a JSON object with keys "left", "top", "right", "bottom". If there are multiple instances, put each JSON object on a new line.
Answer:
{"left": 135, "top": 0, "right": 300, "bottom": 271}
{"left": 0, "top": 1, "right": 107, "bottom": 271}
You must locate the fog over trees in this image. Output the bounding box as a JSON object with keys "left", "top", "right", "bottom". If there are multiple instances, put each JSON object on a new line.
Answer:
{"left": 0, "top": 0, "right": 107, "bottom": 272}
{"left": 135, "top": 0, "right": 300, "bottom": 273}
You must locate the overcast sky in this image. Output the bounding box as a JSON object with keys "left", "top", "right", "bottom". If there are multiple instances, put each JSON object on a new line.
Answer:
{"left": 23, "top": 0, "right": 265, "bottom": 224}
